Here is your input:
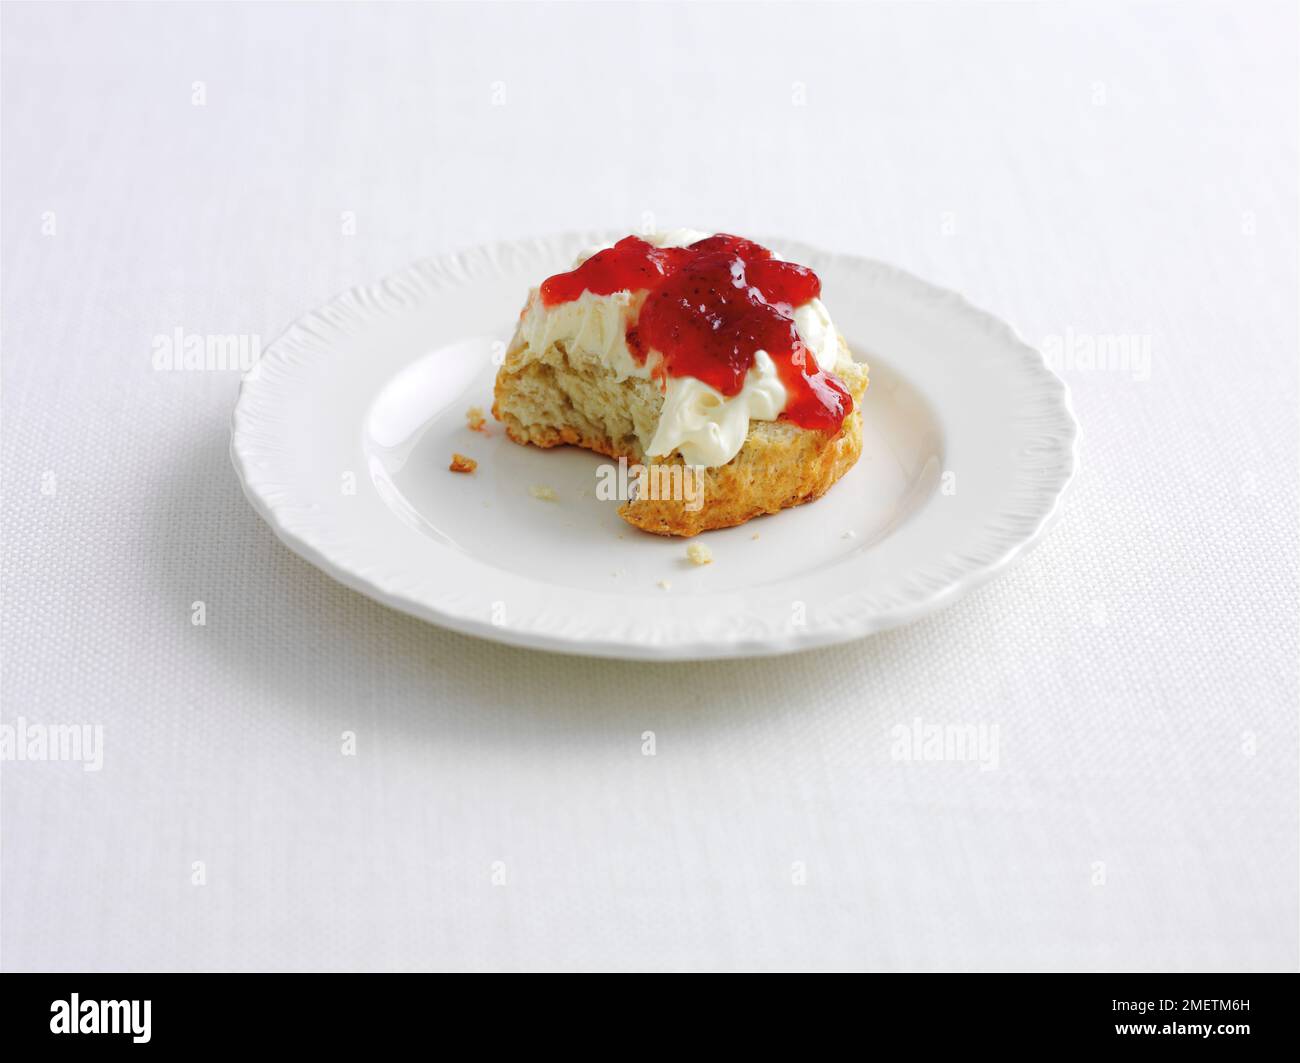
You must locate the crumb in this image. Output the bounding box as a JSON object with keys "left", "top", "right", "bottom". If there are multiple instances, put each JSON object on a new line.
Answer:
{"left": 465, "top": 406, "right": 487, "bottom": 432}
{"left": 686, "top": 543, "right": 713, "bottom": 566}
{"left": 751, "top": 533, "right": 760, "bottom": 540}
{"left": 657, "top": 580, "right": 671, "bottom": 591}
{"left": 449, "top": 453, "right": 477, "bottom": 474}
{"left": 842, "top": 530, "right": 856, "bottom": 539}
{"left": 529, "top": 484, "right": 557, "bottom": 501}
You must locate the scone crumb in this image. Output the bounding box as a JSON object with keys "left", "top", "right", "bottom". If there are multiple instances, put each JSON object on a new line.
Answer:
{"left": 751, "top": 533, "right": 760, "bottom": 540}
{"left": 465, "top": 406, "right": 487, "bottom": 432}
{"left": 529, "top": 484, "right": 557, "bottom": 501}
{"left": 686, "top": 543, "right": 713, "bottom": 566}
{"left": 657, "top": 580, "right": 672, "bottom": 591}
{"left": 449, "top": 453, "right": 477, "bottom": 474}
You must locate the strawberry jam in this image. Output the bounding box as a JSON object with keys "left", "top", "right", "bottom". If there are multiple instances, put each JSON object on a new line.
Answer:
{"left": 539, "top": 234, "right": 851, "bottom": 433}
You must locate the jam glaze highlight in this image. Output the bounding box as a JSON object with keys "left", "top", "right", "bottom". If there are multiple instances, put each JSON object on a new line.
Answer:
{"left": 539, "top": 235, "right": 852, "bottom": 433}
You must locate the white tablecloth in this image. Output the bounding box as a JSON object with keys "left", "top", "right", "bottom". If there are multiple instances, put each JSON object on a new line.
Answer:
{"left": 2, "top": 1, "right": 1296, "bottom": 972}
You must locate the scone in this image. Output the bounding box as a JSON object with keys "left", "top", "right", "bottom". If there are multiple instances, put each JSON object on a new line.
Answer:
{"left": 493, "top": 230, "right": 868, "bottom": 536}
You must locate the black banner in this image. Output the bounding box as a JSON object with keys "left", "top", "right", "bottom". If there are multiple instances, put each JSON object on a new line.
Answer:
{"left": 0, "top": 973, "right": 1294, "bottom": 1050}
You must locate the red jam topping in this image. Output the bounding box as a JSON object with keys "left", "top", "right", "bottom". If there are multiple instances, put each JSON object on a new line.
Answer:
{"left": 539, "top": 234, "right": 851, "bottom": 432}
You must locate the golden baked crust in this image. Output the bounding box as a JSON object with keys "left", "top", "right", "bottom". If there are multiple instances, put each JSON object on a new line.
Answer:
{"left": 492, "top": 336, "right": 868, "bottom": 537}
{"left": 618, "top": 394, "right": 865, "bottom": 536}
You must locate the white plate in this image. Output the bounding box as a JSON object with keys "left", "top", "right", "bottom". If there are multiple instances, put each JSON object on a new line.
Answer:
{"left": 231, "top": 233, "right": 1077, "bottom": 660}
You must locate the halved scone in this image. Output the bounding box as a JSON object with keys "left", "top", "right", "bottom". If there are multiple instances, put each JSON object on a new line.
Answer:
{"left": 492, "top": 231, "right": 869, "bottom": 536}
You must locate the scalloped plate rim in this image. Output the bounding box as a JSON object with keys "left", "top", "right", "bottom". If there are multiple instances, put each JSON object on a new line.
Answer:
{"left": 230, "top": 233, "right": 1079, "bottom": 660}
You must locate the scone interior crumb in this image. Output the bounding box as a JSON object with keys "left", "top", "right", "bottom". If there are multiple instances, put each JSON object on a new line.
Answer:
{"left": 529, "top": 484, "right": 557, "bottom": 501}
{"left": 686, "top": 543, "right": 713, "bottom": 566}
{"left": 449, "top": 453, "right": 477, "bottom": 474}
{"left": 657, "top": 579, "right": 671, "bottom": 591}
{"left": 466, "top": 406, "right": 487, "bottom": 432}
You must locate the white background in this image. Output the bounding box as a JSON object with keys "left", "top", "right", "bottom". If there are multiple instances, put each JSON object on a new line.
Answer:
{"left": 2, "top": 1, "right": 1296, "bottom": 972}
